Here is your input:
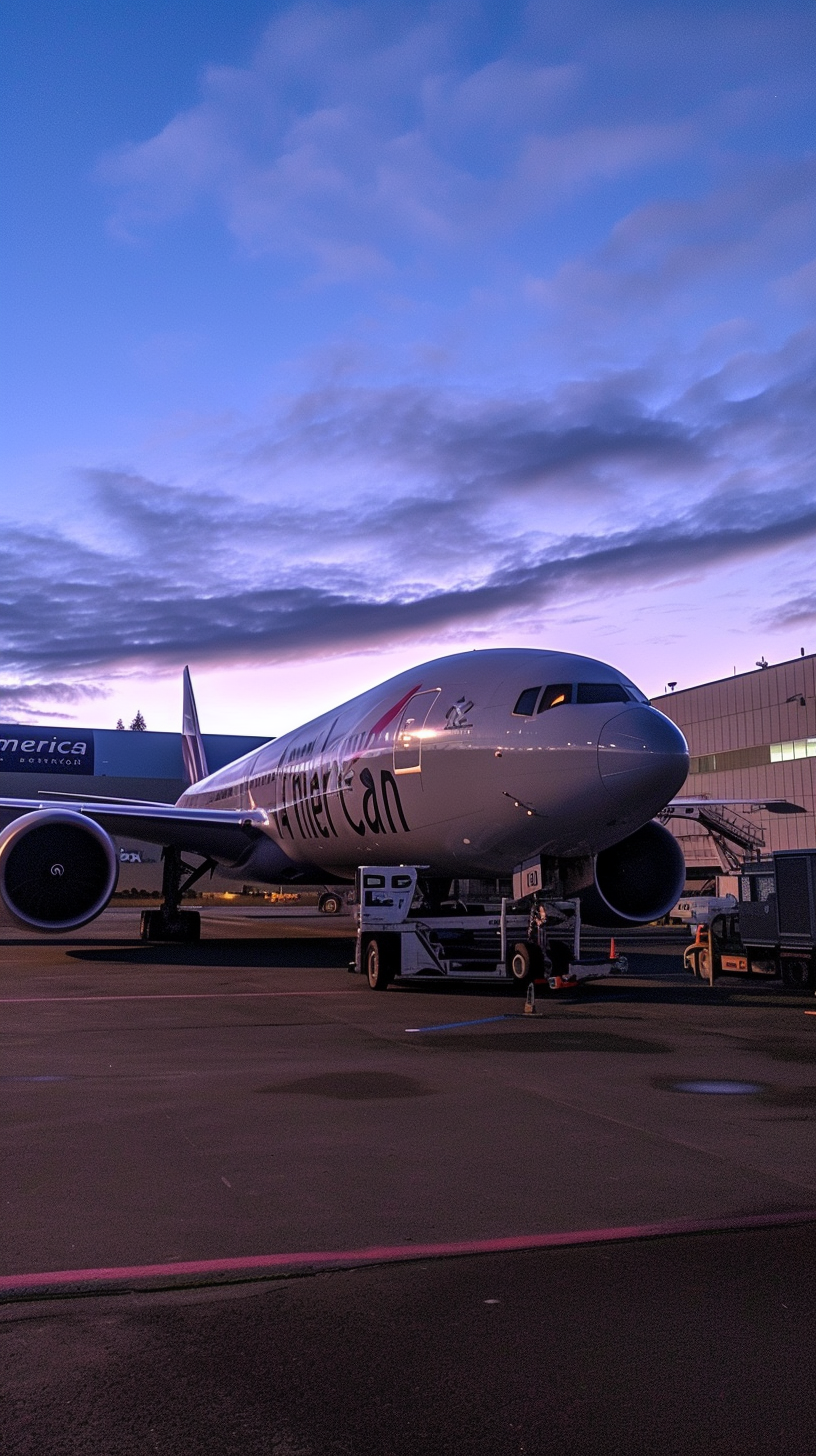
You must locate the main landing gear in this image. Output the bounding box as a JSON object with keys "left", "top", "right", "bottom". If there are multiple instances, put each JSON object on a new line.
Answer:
{"left": 140, "top": 847, "right": 215, "bottom": 943}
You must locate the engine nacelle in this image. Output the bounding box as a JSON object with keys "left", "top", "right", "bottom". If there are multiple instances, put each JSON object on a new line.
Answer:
{"left": 580, "top": 820, "right": 685, "bottom": 927}
{"left": 0, "top": 810, "right": 119, "bottom": 932}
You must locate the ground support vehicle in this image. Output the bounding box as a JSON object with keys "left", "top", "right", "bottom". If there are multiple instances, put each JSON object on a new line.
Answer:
{"left": 684, "top": 851, "right": 816, "bottom": 989}
{"left": 351, "top": 865, "right": 622, "bottom": 991}
{"left": 683, "top": 914, "right": 749, "bottom": 982}
{"left": 670, "top": 894, "right": 737, "bottom": 928}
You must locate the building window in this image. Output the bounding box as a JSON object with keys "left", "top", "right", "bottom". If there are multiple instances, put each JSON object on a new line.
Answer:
{"left": 693, "top": 754, "right": 718, "bottom": 774}
{"left": 770, "top": 738, "right": 816, "bottom": 762}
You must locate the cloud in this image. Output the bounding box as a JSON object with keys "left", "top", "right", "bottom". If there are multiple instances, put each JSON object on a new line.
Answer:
{"left": 771, "top": 586, "right": 816, "bottom": 629}
{"left": 775, "top": 255, "right": 816, "bottom": 306}
{"left": 3, "top": 330, "right": 816, "bottom": 687}
{"left": 97, "top": 3, "right": 699, "bottom": 269}
{"left": 0, "top": 681, "right": 107, "bottom": 721}
{"left": 3, "top": 479, "right": 816, "bottom": 683}
{"left": 527, "top": 157, "right": 816, "bottom": 343}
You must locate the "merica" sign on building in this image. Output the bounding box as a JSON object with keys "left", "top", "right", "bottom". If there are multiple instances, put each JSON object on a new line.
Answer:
{"left": 0, "top": 726, "right": 95, "bottom": 775}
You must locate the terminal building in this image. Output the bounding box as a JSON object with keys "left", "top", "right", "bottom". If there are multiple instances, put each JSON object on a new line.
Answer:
{"left": 652, "top": 652, "right": 816, "bottom": 887}
{"left": 0, "top": 722, "right": 269, "bottom": 893}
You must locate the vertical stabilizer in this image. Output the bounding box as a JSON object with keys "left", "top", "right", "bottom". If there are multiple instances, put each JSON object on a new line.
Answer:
{"left": 181, "top": 666, "right": 209, "bottom": 787}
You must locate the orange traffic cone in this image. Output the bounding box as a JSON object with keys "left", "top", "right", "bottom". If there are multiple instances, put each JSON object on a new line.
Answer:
{"left": 609, "top": 937, "right": 616, "bottom": 961}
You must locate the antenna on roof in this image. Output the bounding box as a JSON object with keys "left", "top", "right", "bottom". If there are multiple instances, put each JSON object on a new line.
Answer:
{"left": 756, "top": 657, "right": 769, "bottom": 669}
{"left": 181, "top": 666, "right": 209, "bottom": 787}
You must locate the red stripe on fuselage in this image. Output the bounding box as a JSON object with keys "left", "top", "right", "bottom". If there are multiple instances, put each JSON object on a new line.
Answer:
{"left": 343, "top": 683, "right": 424, "bottom": 766}
{"left": 368, "top": 684, "right": 423, "bottom": 739}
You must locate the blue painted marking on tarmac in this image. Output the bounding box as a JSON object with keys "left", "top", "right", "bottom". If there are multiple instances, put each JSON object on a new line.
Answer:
{"left": 0, "top": 1075, "right": 67, "bottom": 1082}
{"left": 672, "top": 1080, "right": 762, "bottom": 1095}
{"left": 405, "top": 1015, "right": 515, "bottom": 1033}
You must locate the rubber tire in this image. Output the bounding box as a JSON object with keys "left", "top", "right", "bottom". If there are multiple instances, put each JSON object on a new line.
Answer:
{"left": 508, "top": 941, "right": 534, "bottom": 989}
{"left": 140, "top": 909, "right": 201, "bottom": 943}
{"left": 782, "top": 956, "right": 816, "bottom": 990}
{"left": 685, "top": 950, "right": 701, "bottom": 978}
{"left": 318, "top": 892, "right": 342, "bottom": 915}
{"left": 365, "top": 936, "right": 395, "bottom": 990}
{"left": 698, "top": 949, "right": 711, "bottom": 981}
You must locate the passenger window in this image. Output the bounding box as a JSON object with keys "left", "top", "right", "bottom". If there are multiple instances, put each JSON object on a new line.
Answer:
{"left": 537, "top": 683, "right": 573, "bottom": 712}
{"left": 513, "top": 687, "right": 541, "bottom": 716}
{"left": 576, "top": 683, "right": 631, "bottom": 704}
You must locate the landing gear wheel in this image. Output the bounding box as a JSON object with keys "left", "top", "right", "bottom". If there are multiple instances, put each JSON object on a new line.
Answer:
{"left": 365, "top": 936, "right": 395, "bottom": 990}
{"left": 140, "top": 909, "right": 201, "bottom": 943}
{"left": 318, "top": 892, "right": 342, "bottom": 915}
{"left": 782, "top": 956, "right": 816, "bottom": 990}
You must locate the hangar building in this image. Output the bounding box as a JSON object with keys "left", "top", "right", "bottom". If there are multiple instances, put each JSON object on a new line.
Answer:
{"left": 0, "top": 722, "right": 269, "bottom": 893}
{"left": 652, "top": 652, "right": 816, "bottom": 885}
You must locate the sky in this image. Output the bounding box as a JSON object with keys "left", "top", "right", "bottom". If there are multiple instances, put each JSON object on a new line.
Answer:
{"left": 1, "top": 0, "right": 815, "bottom": 737}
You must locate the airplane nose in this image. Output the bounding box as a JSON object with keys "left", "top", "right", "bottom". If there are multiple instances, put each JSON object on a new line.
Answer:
{"left": 598, "top": 706, "right": 689, "bottom": 807}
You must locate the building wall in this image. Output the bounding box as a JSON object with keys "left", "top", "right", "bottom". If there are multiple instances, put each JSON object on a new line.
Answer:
{"left": 652, "top": 654, "right": 816, "bottom": 869}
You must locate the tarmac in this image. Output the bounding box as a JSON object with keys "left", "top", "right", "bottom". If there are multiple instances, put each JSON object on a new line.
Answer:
{"left": 2, "top": 906, "right": 816, "bottom": 1453}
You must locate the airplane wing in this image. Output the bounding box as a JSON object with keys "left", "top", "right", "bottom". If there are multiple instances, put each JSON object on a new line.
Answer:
{"left": 0, "top": 796, "right": 270, "bottom": 863}
{"left": 668, "top": 797, "right": 805, "bottom": 815}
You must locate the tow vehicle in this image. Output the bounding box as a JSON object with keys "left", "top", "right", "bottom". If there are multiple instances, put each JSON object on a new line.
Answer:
{"left": 350, "top": 863, "right": 625, "bottom": 991}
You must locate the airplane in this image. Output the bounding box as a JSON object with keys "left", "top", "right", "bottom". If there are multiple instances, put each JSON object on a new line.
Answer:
{"left": 0, "top": 648, "right": 799, "bottom": 939}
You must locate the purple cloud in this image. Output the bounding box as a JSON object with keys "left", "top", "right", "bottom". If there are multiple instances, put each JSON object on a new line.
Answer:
{"left": 0, "top": 328, "right": 814, "bottom": 693}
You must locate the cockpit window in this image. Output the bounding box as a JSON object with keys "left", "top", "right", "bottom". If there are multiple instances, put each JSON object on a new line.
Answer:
{"left": 537, "top": 683, "right": 573, "bottom": 712}
{"left": 513, "top": 687, "right": 542, "bottom": 716}
{"left": 576, "top": 682, "right": 631, "bottom": 704}
{"left": 514, "top": 681, "right": 632, "bottom": 714}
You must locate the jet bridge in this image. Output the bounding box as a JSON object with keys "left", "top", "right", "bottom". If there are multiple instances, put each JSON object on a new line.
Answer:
{"left": 660, "top": 801, "right": 765, "bottom": 872}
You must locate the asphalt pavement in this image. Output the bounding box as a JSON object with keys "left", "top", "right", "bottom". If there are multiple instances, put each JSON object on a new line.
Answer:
{"left": 3, "top": 1225, "right": 816, "bottom": 1455}
{"left": 2, "top": 907, "right": 816, "bottom": 1453}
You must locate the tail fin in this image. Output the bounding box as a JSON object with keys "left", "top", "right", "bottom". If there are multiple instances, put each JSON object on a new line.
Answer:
{"left": 181, "top": 666, "right": 209, "bottom": 787}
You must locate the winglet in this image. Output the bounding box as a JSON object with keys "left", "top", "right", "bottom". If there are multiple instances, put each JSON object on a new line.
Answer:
{"left": 181, "top": 666, "right": 209, "bottom": 787}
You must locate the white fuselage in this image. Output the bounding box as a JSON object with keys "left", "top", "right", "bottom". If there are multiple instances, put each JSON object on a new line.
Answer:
{"left": 177, "top": 648, "right": 689, "bottom": 881}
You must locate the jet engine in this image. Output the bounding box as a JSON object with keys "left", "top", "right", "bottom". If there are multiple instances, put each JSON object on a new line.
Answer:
{"left": 580, "top": 820, "right": 685, "bottom": 927}
{"left": 0, "top": 809, "right": 119, "bottom": 932}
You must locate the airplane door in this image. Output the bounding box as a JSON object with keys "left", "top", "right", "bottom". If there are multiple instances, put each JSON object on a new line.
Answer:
{"left": 239, "top": 753, "right": 262, "bottom": 811}
{"left": 393, "top": 690, "right": 440, "bottom": 775}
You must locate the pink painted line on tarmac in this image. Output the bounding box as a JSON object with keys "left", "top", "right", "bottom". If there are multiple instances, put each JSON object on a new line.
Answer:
{"left": 0, "top": 991, "right": 358, "bottom": 1004}
{"left": 2, "top": 1209, "right": 816, "bottom": 1298}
